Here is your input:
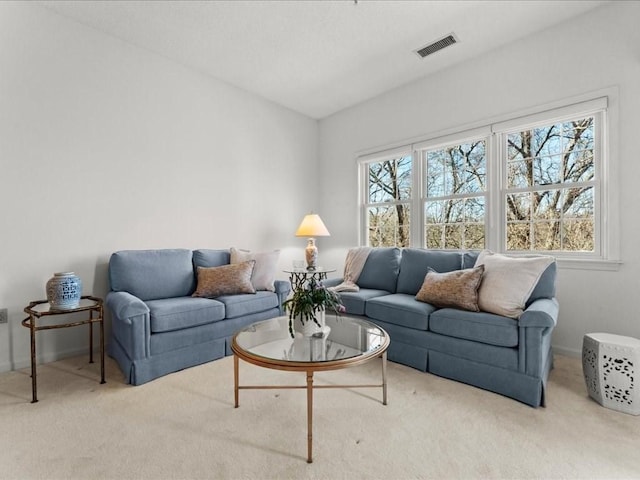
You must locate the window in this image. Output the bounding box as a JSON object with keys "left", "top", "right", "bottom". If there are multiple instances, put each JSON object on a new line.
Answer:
{"left": 502, "top": 116, "right": 597, "bottom": 254}
{"left": 423, "top": 140, "right": 487, "bottom": 250}
{"left": 363, "top": 155, "right": 412, "bottom": 247}
{"left": 358, "top": 95, "right": 614, "bottom": 266}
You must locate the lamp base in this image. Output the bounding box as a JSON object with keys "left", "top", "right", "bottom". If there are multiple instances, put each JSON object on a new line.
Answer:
{"left": 305, "top": 238, "right": 318, "bottom": 270}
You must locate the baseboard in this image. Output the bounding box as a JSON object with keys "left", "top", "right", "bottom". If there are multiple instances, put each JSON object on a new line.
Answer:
{"left": 2, "top": 346, "right": 100, "bottom": 373}
{"left": 553, "top": 345, "right": 581, "bottom": 358}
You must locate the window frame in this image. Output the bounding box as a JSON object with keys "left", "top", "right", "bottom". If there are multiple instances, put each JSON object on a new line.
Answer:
{"left": 358, "top": 146, "right": 414, "bottom": 249}
{"left": 495, "top": 110, "right": 603, "bottom": 258}
{"left": 415, "top": 128, "right": 491, "bottom": 251}
{"left": 356, "top": 93, "right": 619, "bottom": 270}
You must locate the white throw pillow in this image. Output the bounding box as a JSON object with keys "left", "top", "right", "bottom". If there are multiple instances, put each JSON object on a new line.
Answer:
{"left": 230, "top": 247, "right": 280, "bottom": 292}
{"left": 474, "top": 250, "right": 554, "bottom": 318}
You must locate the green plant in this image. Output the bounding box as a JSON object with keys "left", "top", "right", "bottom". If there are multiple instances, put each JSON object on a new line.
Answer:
{"left": 282, "top": 277, "right": 345, "bottom": 338}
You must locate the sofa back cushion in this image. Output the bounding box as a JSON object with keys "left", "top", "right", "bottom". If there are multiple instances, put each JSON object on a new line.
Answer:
{"left": 527, "top": 262, "right": 556, "bottom": 305}
{"left": 193, "top": 249, "right": 231, "bottom": 268}
{"left": 396, "top": 249, "right": 464, "bottom": 295}
{"left": 109, "top": 249, "right": 195, "bottom": 301}
{"left": 462, "top": 251, "right": 480, "bottom": 269}
{"left": 356, "top": 247, "right": 401, "bottom": 293}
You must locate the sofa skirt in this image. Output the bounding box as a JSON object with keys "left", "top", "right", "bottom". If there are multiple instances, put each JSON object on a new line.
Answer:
{"left": 108, "top": 335, "right": 226, "bottom": 385}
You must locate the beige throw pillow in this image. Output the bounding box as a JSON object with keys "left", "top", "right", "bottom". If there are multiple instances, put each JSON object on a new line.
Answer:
{"left": 192, "top": 261, "right": 256, "bottom": 298}
{"left": 230, "top": 247, "right": 279, "bottom": 292}
{"left": 474, "top": 250, "right": 554, "bottom": 318}
{"left": 415, "top": 265, "right": 484, "bottom": 312}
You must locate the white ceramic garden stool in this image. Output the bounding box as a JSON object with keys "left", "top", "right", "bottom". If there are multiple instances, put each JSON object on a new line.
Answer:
{"left": 582, "top": 333, "right": 640, "bottom": 415}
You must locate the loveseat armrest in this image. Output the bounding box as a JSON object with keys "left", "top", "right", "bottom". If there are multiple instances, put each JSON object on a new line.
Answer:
{"left": 274, "top": 280, "right": 291, "bottom": 315}
{"left": 106, "top": 291, "right": 150, "bottom": 319}
{"left": 106, "top": 291, "right": 151, "bottom": 361}
{"left": 518, "top": 298, "right": 559, "bottom": 329}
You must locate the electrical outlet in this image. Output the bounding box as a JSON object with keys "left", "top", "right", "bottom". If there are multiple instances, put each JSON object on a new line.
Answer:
{"left": 0, "top": 308, "right": 7, "bottom": 324}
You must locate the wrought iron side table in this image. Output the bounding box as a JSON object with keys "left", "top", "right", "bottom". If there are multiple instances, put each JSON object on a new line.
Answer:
{"left": 22, "top": 295, "right": 106, "bottom": 403}
{"left": 283, "top": 267, "right": 336, "bottom": 291}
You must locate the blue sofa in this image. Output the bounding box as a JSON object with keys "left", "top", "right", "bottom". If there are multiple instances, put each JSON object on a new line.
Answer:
{"left": 324, "top": 248, "right": 558, "bottom": 407}
{"left": 106, "top": 248, "right": 290, "bottom": 385}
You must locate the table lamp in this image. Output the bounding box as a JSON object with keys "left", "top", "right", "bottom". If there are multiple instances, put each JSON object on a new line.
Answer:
{"left": 295, "top": 213, "right": 330, "bottom": 270}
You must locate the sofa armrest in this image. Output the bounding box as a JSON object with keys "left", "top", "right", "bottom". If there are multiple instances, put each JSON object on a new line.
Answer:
{"left": 106, "top": 291, "right": 151, "bottom": 360}
{"left": 518, "top": 298, "right": 559, "bottom": 379}
{"left": 274, "top": 279, "right": 290, "bottom": 296}
{"left": 106, "top": 291, "right": 150, "bottom": 319}
{"left": 321, "top": 277, "right": 343, "bottom": 288}
{"left": 518, "top": 298, "right": 559, "bottom": 328}
{"left": 274, "top": 280, "right": 291, "bottom": 315}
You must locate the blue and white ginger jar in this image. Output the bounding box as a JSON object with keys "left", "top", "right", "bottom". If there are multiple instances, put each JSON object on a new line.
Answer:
{"left": 46, "top": 272, "right": 82, "bottom": 309}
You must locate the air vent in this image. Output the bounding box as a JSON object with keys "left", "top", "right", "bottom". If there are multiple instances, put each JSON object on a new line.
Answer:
{"left": 414, "top": 33, "right": 458, "bottom": 58}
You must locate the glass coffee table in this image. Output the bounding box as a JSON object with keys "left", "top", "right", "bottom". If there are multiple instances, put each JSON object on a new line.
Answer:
{"left": 232, "top": 314, "right": 389, "bottom": 463}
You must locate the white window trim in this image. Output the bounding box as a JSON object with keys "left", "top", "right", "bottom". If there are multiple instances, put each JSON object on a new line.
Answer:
{"left": 417, "top": 134, "right": 490, "bottom": 251}
{"left": 495, "top": 106, "right": 604, "bottom": 260}
{"left": 356, "top": 88, "right": 620, "bottom": 270}
{"left": 358, "top": 151, "right": 413, "bottom": 248}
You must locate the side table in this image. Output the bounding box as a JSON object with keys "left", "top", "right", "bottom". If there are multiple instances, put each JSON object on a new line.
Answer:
{"left": 283, "top": 268, "right": 336, "bottom": 291}
{"left": 582, "top": 332, "right": 640, "bottom": 415}
{"left": 22, "top": 295, "right": 106, "bottom": 403}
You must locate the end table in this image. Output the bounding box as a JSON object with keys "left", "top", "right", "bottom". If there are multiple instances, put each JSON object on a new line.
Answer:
{"left": 22, "top": 295, "right": 106, "bottom": 403}
{"left": 582, "top": 333, "right": 640, "bottom": 415}
{"left": 283, "top": 267, "right": 336, "bottom": 291}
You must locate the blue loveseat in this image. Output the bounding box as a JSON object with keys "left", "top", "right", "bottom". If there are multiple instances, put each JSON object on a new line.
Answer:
{"left": 324, "top": 248, "right": 558, "bottom": 407}
{"left": 106, "top": 248, "right": 290, "bottom": 385}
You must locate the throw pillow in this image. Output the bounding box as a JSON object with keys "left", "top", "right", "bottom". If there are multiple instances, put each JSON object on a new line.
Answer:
{"left": 192, "top": 260, "right": 256, "bottom": 298}
{"left": 230, "top": 247, "right": 279, "bottom": 292}
{"left": 474, "top": 250, "right": 554, "bottom": 318}
{"left": 415, "top": 265, "right": 484, "bottom": 312}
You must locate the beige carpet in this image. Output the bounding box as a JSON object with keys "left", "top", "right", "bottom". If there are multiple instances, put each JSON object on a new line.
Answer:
{"left": 1, "top": 353, "right": 639, "bottom": 480}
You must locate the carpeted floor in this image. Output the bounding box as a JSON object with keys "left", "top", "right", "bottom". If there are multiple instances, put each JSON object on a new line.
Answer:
{"left": 1, "top": 352, "right": 639, "bottom": 479}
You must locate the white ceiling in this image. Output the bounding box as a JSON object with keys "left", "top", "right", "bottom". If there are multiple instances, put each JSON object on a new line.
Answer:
{"left": 38, "top": 0, "right": 609, "bottom": 119}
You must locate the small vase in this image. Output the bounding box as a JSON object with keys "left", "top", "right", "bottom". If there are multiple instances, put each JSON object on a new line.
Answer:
{"left": 46, "top": 272, "right": 82, "bottom": 310}
{"left": 294, "top": 309, "right": 326, "bottom": 337}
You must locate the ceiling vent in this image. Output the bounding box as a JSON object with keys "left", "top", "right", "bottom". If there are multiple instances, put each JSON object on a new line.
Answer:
{"left": 414, "top": 33, "right": 458, "bottom": 59}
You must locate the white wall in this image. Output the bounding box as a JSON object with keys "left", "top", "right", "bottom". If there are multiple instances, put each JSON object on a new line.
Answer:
{"left": 2, "top": 2, "right": 638, "bottom": 375}
{"left": 0, "top": 3, "right": 318, "bottom": 371}
{"left": 319, "top": 1, "right": 640, "bottom": 356}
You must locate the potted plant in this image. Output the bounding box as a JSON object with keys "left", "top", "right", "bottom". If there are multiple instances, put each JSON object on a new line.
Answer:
{"left": 283, "top": 277, "right": 345, "bottom": 338}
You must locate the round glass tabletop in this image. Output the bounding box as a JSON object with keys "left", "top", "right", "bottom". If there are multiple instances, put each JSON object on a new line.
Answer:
{"left": 233, "top": 315, "right": 388, "bottom": 364}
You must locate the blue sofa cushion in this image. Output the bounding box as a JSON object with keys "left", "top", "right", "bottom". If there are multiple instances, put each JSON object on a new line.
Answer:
{"left": 527, "top": 263, "right": 556, "bottom": 305}
{"left": 340, "top": 289, "right": 392, "bottom": 316}
{"left": 366, "top": 293, "right": 435, "bottom": 331}
{"left": 396, "top": 249, "right": 464, "bottom": 295}
{"left": 193, "top": 249, "right": 231, "bottom": 268}
{"left": 357, "top": 247, "right": 401, "bottom": 293}
{"left": 216, "top": 291, "right": 279, "bottom": 319}
{"left": 109, "top": 249, "right": 195, "bottom": 301}
{"left": 146, "top": 297, "right": 225, "bottom": 333}
{"left": 429, "top": 308, "right": 518, "bottom": 347}
{"left": 462, "top": 251, "right": 480, "bottom": 268}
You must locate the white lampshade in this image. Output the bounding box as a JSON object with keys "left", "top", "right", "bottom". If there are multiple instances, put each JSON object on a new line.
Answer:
{"left": 295, "top": 214, "right": 330, "bottom": 237}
